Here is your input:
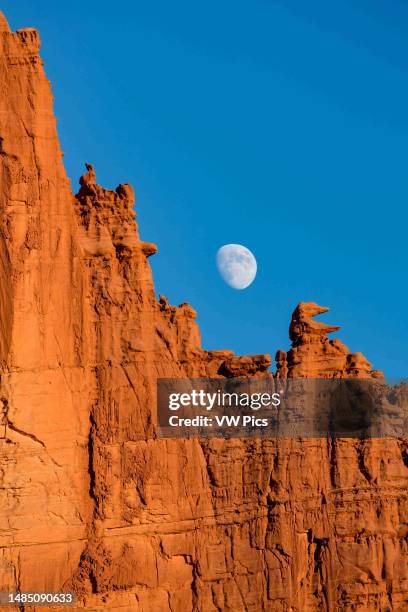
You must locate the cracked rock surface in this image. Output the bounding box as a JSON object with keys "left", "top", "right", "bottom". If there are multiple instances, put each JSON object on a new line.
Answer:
{"left": 0, "top": 11, "right": 408, "bottom": 612}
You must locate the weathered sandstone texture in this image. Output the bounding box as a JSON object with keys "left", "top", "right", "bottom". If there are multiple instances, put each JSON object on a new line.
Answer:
{"left": 276, "top": 301, "right": 384, "bottom": 379}
{"left": 0, "top": 12, "right": 408, "bottom": 611}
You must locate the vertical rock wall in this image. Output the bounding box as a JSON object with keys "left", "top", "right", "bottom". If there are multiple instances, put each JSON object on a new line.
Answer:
{"left": 0, "top": 15, "right": 93, "bottom": 590}
{"left": 0, "top": 13, "right": 408, "bottom": 611}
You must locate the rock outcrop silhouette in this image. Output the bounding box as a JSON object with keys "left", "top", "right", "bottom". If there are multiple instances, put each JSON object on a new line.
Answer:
{"left": 1, "top": 12, "right": 408, "bottom": 612}
{"left": 276, "top": 301, "right": 384, "bottom": 379}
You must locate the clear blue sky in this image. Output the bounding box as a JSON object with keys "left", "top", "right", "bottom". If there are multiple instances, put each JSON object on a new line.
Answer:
{"left": 3, "top": 1, "right": 408, "bottom": 377}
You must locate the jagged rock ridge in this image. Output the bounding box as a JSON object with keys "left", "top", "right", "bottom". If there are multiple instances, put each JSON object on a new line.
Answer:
{"left": 276, "top": 301, "right": 384, "bottom": 379}
{"left": 1, "top": 12, "right": 408, "bottom": 611}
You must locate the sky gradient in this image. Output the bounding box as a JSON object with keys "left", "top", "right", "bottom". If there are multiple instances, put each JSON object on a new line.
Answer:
{"left": 3, "top": 1, "right": 408, "bottom": 377}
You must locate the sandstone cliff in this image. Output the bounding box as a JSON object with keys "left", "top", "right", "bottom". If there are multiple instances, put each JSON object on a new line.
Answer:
{"left": 276, "top": 301, "right": 384, "bottom": 380}
{"left": 0, "top": 12, "right": 408, "bottom": 612}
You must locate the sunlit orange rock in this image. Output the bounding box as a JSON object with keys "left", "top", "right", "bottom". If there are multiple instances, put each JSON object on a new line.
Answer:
{"left": 276, "top": 301, "right": 384, "bottom": 379}
{"left": 0, "top": 11, "right": 407, "bottom": 612}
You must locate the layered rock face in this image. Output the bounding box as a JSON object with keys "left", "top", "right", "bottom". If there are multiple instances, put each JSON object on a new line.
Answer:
{"left": 1, "top": 12, "right": 408, "bottom": 611}
{"left": 276, "top": 301, "right": 384, "bottom": 379}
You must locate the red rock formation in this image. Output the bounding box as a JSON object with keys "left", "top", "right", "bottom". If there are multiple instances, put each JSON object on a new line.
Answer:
{"left": 0, "top": 11, "right": 408, "bottom": 612}
{"left": 276, "top": 301, "right": 384, "bottom": 379}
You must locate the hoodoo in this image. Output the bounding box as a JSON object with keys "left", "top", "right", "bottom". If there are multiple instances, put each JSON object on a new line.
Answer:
{"left": 0, "top": 12, "right": 407, "bottom": 612}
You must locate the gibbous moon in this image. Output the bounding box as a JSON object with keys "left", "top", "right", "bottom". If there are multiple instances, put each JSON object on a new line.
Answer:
{"left": 216, "top": 244, "right": 257, "bottom": 290}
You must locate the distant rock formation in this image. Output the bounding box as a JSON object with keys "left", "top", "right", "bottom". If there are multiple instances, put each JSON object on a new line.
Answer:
{"left": 219, "top": 354, "right": 271, "bottom": 377}
{"left": 276, "top": 301, "right": 384, "bottom": 379}
{"left": 0, "top": 11, "right": 407, "bottom": 612}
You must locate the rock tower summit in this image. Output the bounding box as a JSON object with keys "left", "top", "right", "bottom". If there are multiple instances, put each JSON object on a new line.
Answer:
{"left": 276, "top": 302, "right": 384, "bottom": 379}
{"left": 0, "top": 11, "right": 11, "bottom": 32}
